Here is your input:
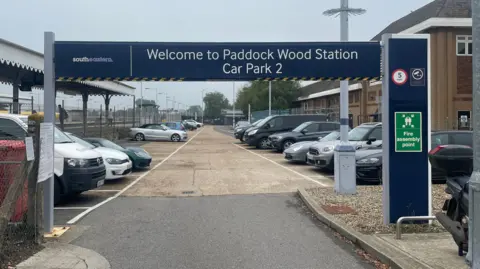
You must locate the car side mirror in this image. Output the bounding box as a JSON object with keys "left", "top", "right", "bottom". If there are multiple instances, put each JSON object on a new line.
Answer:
{"left": 367, "top": 137, "right": 377, "bottom": 144}
{"left": 301, "top": 129, "right": 307, "bottom": 134}
{"left": 264, "top": 124, "right": 270, "bottom": 129}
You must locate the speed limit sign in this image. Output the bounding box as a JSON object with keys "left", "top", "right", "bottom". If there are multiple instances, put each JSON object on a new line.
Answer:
{"left": 392, "top": 69, "right": 408, "bottom": 85}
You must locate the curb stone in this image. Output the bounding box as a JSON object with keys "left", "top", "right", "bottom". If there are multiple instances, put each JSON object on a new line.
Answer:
{"left": 297, "top": 188, "right": 433, "bottom": 269}
{"left": 15, "top": 243, "right": 110, "bottom": 269}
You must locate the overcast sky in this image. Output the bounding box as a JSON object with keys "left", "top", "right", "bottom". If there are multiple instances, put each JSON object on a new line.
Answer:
{"left": 0, "top": 0, "right": 431, "bottom": 111}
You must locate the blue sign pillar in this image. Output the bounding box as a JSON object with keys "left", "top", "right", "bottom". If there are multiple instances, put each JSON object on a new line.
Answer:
{"left": 381, "top": 34, "right": 431, "bottom": 224}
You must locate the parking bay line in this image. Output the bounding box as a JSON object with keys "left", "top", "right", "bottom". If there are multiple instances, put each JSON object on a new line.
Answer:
{"left": 88, "top": 189, "right": 121, "bottom": 192}
{"left": 66, "top": 127, "right": 205, "bottom": 225}
{"left": 55, "top": 207, "right": 90, "bottom": 210}
{"left": 233, "top": 143, "right": 329, "bottom": 187}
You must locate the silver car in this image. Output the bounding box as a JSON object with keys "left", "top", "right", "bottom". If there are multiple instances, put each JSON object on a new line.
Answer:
{"left": 129, "top": 124, "right": 188, "bottom": 142}
{"left": 284, "top": 131, "right": 341, "bottom": 162}
{"left": 306, "top": 123, "right": 383, "bottom": 170}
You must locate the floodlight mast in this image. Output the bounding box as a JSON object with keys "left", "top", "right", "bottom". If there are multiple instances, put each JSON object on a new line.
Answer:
{"left": 323, "top": 0, "right": 366, "bottom": 195}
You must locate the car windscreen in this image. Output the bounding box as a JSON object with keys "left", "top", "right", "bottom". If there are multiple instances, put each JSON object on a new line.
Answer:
{"left": 256, "top": 116, "right": 274, "bottom": 127}
{"left": 292, "top": 122, "right": 310, "bottom": 133}
{"left": 98, "top": 139, "right": 125, "bottom": 151}
{"left": 320, "top": 131, "right": 340, "bottom": 142}
{"left": 54, "top": 127, "right": 74, "bottom": 144}
{"left": 66, "top": 133, "right": 96, "bottom": 149}
{"left": 348, "top": 127, "right": 371, "bottom": 141}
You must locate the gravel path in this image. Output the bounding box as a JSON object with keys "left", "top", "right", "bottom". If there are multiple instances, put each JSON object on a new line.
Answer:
{"left": 307, "top": 184, "right": 449, "bottom": 234}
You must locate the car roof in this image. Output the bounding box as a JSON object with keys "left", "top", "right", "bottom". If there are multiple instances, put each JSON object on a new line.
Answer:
{"left": 358, "top": 122, "right": 382, "bottom": 127}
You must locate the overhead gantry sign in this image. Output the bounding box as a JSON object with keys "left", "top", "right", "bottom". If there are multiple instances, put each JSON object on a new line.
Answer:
{"left": 54, "top": 41, "right": 381, "bottom": 82}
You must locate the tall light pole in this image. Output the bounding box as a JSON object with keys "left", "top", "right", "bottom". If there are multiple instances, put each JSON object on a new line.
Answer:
{"left": 232, "top": 82, "right": 236, "bottom": 128}
{"left": 323, "top": 0, "right": 366, "bottom": 194}
{"left": 201, "top": 89, "right": 209, "bottom": 124}
{"left": 268, "top": 81, "right": 272, "bottom": 116}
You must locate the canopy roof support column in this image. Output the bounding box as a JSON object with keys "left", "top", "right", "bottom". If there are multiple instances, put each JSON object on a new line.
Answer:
{"left": 103, "top": 93, "right": 112, "bottom": 119}
{"left": 12, "top": 83, "right": 19, "bottom": 114}
{"left": 82, "top": 93, "right": 88, "bottom": 137}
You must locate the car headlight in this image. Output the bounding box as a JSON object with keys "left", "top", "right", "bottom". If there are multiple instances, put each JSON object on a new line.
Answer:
{"left": 292, "top": 146, "right": 303, "bottom": 151}
{"left": 275, "top": 136, "right": 282, "bottom": 139}
{"left": 106, "top": 158, "right": 123, "bottom": 164}
{"left": 248, "top": 129, "right": 258, "bottom": 135}
{"left": 65, "top": 158, "right": 89, "bottom": 168}
{"left": 322, "top": 146, "right": 334, "bottom": 152}
{"left": 356, "top": 157, "right": 380, "bottom": 164}
{"left": 134, "top": 151, "right": 150, "bottom": 158}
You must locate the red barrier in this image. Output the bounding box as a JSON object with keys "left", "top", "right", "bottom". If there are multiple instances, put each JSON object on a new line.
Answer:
{"left": 0, "top": 140, "right": 27, "bottom": 222}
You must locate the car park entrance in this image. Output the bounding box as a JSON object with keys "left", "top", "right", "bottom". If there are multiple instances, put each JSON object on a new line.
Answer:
{"left": 40, "top": 32, "right": 430, "bottom": 233}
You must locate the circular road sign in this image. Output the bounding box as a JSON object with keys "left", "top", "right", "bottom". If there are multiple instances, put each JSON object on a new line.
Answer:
{"left": 392, "top": 69, "right": 408, "bottom": 85}
{"left": 411, "top": 68, "right": 424, "bottom": 80}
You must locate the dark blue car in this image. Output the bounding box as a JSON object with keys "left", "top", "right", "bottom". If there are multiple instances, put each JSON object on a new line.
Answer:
{"left": 164, "top": 122, "right": 185, "bottom": 131}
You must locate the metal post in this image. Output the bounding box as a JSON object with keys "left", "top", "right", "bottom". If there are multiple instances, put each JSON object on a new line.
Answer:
{"left": 268, "top": 81, "right": 272, "bottom": 116}
{"left": 140, "top": 82, "right": 143, "bottom": 125}
{"left": 232, "top": 82, "right": 236, "bottom": 128}
{"left": 31, "top": 95, "right": 34, "bottom": 113}
{"left": 132, "top": 96, "right": 136, "bottom": 127}
{"left": 43, "top": 32, "right": 55, "bottom": 233}
{"left": 60, "top": 100, "right": 65, "bottom": 130}
{"left": 468, "top": 0, "right": 480, "bottom": 266}
{"left": 248, "top": 104, "right": 251, "bottom": 123}
{"left": 100, "top": 104, "right": 103, "bottom": 137}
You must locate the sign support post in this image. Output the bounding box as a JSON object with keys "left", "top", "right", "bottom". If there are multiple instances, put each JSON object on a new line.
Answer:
{"left": 381, "top": 34, "right": 431, "bottom": 225}
{"left": 43, "top": 32, "right": 56, "bottom": 233}
{"left": 467, "top": 0, "right": 480, "bottom": 265}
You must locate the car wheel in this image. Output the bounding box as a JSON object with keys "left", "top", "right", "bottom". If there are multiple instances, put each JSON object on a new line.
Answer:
{"left": 135, "top": 133, "right": 145, "bottom": 141}
{"left": 171, "top": 133, "right": 181, "bottom": 142}
{"left": 282, "top": 140, "right": 294, "bottom": 151}
{"left": 240, "top": 137, "right": 244, "bottom": 142}
{"left": 54, "top": 177, "right": 61, "bottom": 205}
{"left": 257, "top": 138, "right": 269, "bottom": 149}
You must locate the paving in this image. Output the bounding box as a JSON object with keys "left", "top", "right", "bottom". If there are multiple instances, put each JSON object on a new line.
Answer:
{"left": 376, "top": 233, "right": 470, "bottom": 269}
{"left": 123, "top": 126, "right": 332, "bottom": 197}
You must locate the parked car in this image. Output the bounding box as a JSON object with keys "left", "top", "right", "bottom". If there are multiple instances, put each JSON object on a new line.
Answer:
{"left": 269, "top": 121, "right": 341, "bottom": 152}
{"left": 185, "top": 119, "right": 202, "bottom": 128}
{"left": 234, "top": 119, "right": 261, "bottom": 142}
{"left": 129, "top": 124, "right": 188, "bottom": 142}
{"left": 235, "top": 121, "right": 250, "bottom": 128}
{"left": 0, "top": 114, "right": 106, "bottom": 205}
{"left": 354, "top": 130, "right": 473, "bottom": 184}
{"left": 65, "top": 132, "right": 132, "bottom": 180}
{"left": 182, "top": 120, "right": 198, "bottom": 131}
{"left": 164, "top": 121, "right": 186, "bottom": 131}
{"left": 307, "top": 122, "right": 382, "bottom": 170}
{"left": 83, "top": 137, "right": 152, "bottom": 170}
{"left": 244, "top": 114, "right": 328, "bottom": 149}
{"left": 284, "top": 130, "right": 341, "bottom": 163}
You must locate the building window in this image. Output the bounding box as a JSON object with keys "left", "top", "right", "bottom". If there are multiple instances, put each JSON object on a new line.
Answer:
{"left": 457, "top": 35, "right": 472, "bottom": 56}
{"left": 368, "top": 91, "right": 376, "bottom": 101}
{"left": 349, "top": 93, "right": 353, "bottom": 104}
{"left": 354, "top": 92, "right": 360, "bottom": 103}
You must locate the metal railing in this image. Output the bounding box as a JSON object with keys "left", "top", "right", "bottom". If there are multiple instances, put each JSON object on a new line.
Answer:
{"left": 396, "top": 216, "right": 437, "bottom": 239}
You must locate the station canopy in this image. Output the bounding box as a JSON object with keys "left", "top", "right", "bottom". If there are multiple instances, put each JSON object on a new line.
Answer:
{"left": 0, "top": 38, "right": 135, "bottom": 96}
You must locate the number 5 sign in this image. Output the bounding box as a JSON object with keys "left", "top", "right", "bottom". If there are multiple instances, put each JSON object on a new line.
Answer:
{"left": 392, "top": 68, "right": 408, "bottom": 85}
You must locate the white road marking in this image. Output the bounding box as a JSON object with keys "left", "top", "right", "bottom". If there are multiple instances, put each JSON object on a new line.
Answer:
{"left": 233, "top": 143, "right": 329, "bottom": 187}
{"left": 88, "top": 189, "right": 121, "bottom": 192}
{"left": 54, "top": 207, "right": 90, "bottom": 210}
{"left": 66, "top": 128, "right": 205, "bottom": 224}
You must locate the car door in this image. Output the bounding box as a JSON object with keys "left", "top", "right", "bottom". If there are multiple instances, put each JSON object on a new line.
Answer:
{"left": 151, "top": 124, "right": 169, "bottom": 140}
{"left": 139, "top": 125, "right": 155, "bottom": 140}
{"left": 298, "top": 123, "right": 321, "bottom": 142}
{"left": 450, "top": 132, "right": 473, "bottom": 147}
{"left": 431, "top": 133, "right": 449, "bottom": 148}
{"left": 362, "top": 127, "right": 382, "bottom": 148}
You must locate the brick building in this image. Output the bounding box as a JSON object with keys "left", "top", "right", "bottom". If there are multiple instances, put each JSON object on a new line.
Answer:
{"left": 297, "top": 0, "right": 473, "bottom": 130}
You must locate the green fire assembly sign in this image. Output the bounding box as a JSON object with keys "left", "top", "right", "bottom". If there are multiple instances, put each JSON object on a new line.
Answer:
{"left": 395, "top": 112, "right": 422, "bottom": 152}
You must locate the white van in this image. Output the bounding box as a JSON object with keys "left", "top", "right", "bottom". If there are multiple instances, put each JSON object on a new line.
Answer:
{"left": 0, "top": 114, "right": 106, "bottom": 204}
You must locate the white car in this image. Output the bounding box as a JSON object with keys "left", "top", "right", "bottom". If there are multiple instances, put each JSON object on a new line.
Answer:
{"left": 129, "top": 123, "right": 188, "bottom": 142}
{"left": 65, "top": 132, "right": 132, "bottom": 180}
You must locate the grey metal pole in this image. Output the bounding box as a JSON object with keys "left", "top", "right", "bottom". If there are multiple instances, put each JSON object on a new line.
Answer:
{"left": 31, "top": 95, "right": 34, "bottom": 113}
{"left": 248, "top": 104, "right": 251, "bottom": 123}
{"left": 43, "top": 32, "right": 55, "bottom": 233}
{"left": 269, "top": 81, "right": 272, "bottom": 116}
{"left": 468, "top": 0, "right": 480, "bottom": 266}
{"left": 140, "top": 82, "right": 143, "bottom": 125}
{"left": 339, "top": 0, "right": 349, "bottom": 142}
{"left": 233, "top": 82, "right": 236, "bottom": 128}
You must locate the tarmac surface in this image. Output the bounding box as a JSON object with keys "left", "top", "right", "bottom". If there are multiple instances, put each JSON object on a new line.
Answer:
{"left": 63, "top": 126, "right": 373, "bottom": 269}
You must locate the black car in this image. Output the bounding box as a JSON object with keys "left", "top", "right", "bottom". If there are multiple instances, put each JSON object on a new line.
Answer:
{"left": 234, "top": 119, "right": 261, "bottom": 142}
{"left": 244, "top": 114, "right": 328, "bottom": 149}
{"left": 269, "top": 121, "right": 341, "bottom": 152}
{"left": 355, "top": 130, "right": 473, "bottom": 184}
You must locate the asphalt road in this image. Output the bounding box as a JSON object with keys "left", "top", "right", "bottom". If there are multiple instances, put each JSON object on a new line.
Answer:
{"left": 72, "top": 194, "right": 373, "bottom": 269}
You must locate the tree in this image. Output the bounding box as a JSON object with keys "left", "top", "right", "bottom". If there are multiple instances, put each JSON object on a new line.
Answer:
{"left": 203, "top": 91, "right": 230, "bottom": 118}
{"left": 234, "top": 81, "right": 301, "bottom": 115}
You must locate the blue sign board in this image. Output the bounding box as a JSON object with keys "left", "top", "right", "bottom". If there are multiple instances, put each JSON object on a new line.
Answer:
{"left": 54, "top": 42, "right": 381, "bottom": 81}
{"left": 382, "top": 35, "right": 431, "bottom": 224}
